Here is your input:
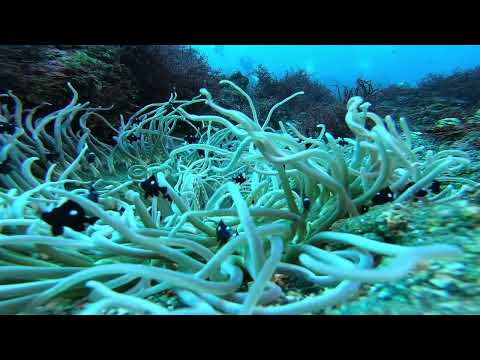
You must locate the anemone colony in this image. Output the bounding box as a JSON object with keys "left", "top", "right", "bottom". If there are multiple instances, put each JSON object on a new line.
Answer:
{"left": 0, "top": 80, "right": 475, "bottom": 315}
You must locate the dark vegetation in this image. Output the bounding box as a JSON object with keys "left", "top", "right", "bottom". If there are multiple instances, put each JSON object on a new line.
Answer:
{"left": 0, "top": 45, "right": 138, "bottom": 116}
{"left": 0, "top": 45, "right": 138, "bottom": 143}
{"left": 259, "top": 67, "right": 352, "bottom": 138}
{"left": 217, "top": 65, "right": 350, "bottom": 138}
{"left": 119, "top": 45, "right": 223, "bottom": 103}
{"left": 335, "top": 78, "right": 381, "bottom": 105}
{"left": 118, "top": 45, "right": 225, "bottom": 135}
{"left": 373, "top": 67, "right": 480, "bottom": 129}
{"left": 2, "top": 45, "right": 480, "bottom": 143}
{"left": 418, "top": 67, "right": 480, "bottom": 106}
{"left": 424, "top": 122, "right": 480, "bottom": 140}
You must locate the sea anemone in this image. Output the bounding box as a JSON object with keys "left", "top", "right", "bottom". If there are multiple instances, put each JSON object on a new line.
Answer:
{"left": 0, "top": 80, "right": 475, "bottom": 315}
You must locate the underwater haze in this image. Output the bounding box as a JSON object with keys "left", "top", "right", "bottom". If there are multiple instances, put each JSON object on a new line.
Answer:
{"left": 192, "top": 45, "right": 480, "bottom": 88}
{"left": 1, "top": 44, "right": 480, "bottom": 315}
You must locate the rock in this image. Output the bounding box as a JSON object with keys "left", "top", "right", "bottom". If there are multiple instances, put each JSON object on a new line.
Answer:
{"left": 394, "top": 284, "right": 408, "bottom": 292}
{"left": 413, "top": 272, "right": 430, "bottom": 283}
{"left": 439, "top": 301, "right": 462, "bottom": 312}
{"left": 463, "top": 286, "right": 480, "bottom": 296}
{"left": 106, "top": 307, "right": 129, "bottom": 315}
{"left": 116, "top": 308, "right": 129, "bottom": 315}
{"left": 419, "top": 286, "right": 450, "bottom": 299}
{"left": 464, "top": 243, "right": 480, "bottom": 253}
{"left": 462, "top": 205, "right": 480, "bottom": 222}
{"left": 286, "top": 295, "right": 298, "bottom": 303}
{"left": 465, "top": 109, "right": 480, "bottom": 124}
{"left": 429, "top": 276, "right": 458, "bottom": 292}
{"left": 434, "top": 117, "right": 462, "bottom": 129}
{"left": 442, "top": 262, "right": 466, "bottom": 276}
{"left": 436, "top": 209, "right": 455, "bottom": 218}
{"left": 405, "top": 278, "right": 417, "bottom": 285}
{"left": 378, "top": 289, "right": 392, "bottom": 300}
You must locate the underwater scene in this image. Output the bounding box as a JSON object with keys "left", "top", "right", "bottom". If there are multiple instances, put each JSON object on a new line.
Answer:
{"left": 0, "top": 45, "right": 479, "bottom": 315}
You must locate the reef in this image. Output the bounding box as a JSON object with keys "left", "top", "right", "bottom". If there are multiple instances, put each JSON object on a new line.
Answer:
{"left": 0, "top": 80, "right": 478, "bottom": 315}
{"left": 324, "top": 198, "right": 480, "bottom": 314}
{"left": 372, "top": 67, "right": 480, "bottom": 131}
{"left": 0, "top": 45, "right": 139, "bottom": 116}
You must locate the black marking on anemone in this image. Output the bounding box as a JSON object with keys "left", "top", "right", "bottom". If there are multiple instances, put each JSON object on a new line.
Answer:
{"left": 429, "top": 180, "right": 441, "bottom": 194}
{"left": 127, "top": 133, "right": 140, "bottom": 143}
{"left": 0, "top": 160, "right": 12, "bottom": 175}
{"left": 86, "top": 152, "right": 96, "bottom": 164}
{"left": 216, "top": 220, "right": 232, "bottom": 246}
{"left": 415, "top": 188, "right": 428, "bottom": 197}
{"left": 403, "top": 182, "right": 428, "bottom": 197}
{"left": 0, "top": 122, "right": 16, "bottom": 135}
{"left": 41, "top": 200, "right": 99, "bottom": 236}
{"left": 45, "top": 151, "right": 59, "bottom": 162}
{"left": 87, "top": 186, "right": 100, "bottom": 203}
{"left": 233, "top": 173, "right": 246, "bottom": 185}
{"left": 131, "top": 117, "right": 142, "bottom": 125}
{"left": 303, "top": 197, "right": 311, "bottom": 211}
{"left": 402, "top": 180, "right": 442, "bottom": 198}
{"left": 152, "top": 184, "right": 171, "bottom": 202}
{"left": 371, "top": 187, "right": 395, "bottom": 205}
{"left": 185, "top": 134, "right": 197, "bottom": 144}
{"left": 360, "top": 205, "right": 369, "bottom": 214}
{"left": 140, "top": 175, "right": 161, "bottom": 198}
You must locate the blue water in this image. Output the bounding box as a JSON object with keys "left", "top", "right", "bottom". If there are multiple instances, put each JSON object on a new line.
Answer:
{"left": 192, "top": 45, "right": 480, "bottom": 89}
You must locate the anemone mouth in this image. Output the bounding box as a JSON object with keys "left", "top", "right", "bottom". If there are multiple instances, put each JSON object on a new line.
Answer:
{"left": 0, "top": 81, "right": 474, "bottom": 315}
